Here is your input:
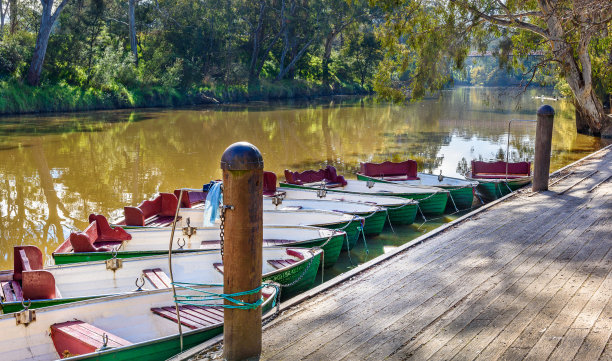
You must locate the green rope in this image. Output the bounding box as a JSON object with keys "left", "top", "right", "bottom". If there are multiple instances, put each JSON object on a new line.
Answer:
{"left": 172, "top": 282, "right": 278, "bottom": 310}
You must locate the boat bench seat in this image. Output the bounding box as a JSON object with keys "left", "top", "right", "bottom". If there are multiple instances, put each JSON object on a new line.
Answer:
{"left": 267, "top": 259, "right": 297, "bottom": 270}
{"left": 472, "top": 173, "right": 530, "bottom": 179}
{"left": 359, "top": 160, "right": 420, "bottom": 180}
{"left": 471, "top": 160, "right": 531, "bottom": 179}
{"left": 142, "top": 268, "right": 172, "bottom": 289}
{"left": 174, "top": 189, "right": 207, "bottom": 208}
{"left": 151, "top": 305, "right": 224, "bottom": 329}
{"left": 124, "top": 193, "right": 180, "bottom": 227}
{"left": 12, "top": 246, "right": 56, "bottom": 300}
{"left": 284, "top": 166, "right": 347, "bottom": 187}
{"left": 51, "top": 320, "right": 132, "bottom": 357}
{"left": 66, "top": 214, "right": 131, "bottom": 253}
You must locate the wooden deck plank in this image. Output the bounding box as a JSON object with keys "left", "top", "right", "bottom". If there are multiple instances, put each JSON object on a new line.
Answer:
{"left": 268, "top": 195, "right": 592, "bottom": 356}
{"left": 262, "top": 206, "right": 531, "bottom": 356}
{"left": 413, "top": 194, "right": 610, "bottom": 361}
{"left": 350, "top": 188, "right": 600, "bottom": 361}
{"left": 367, "top": 190, "right": 607, "bottom": 361}
{"left": 312, "top": 193, "right": 595, "bottom": 361}
{"left": 263, "top": 199, "right": 553, "bottom": 358}
{"left": 464, "top": 214, "right": 612, "bottom": 361}
{"left": 257, "top": 148, "right": 612, "bottom": 361}
{"left": 572, "top": 289, "right": 612, "bottom": 360}
{"left": 475, "top": 215, "right": 612, "bottom": 361}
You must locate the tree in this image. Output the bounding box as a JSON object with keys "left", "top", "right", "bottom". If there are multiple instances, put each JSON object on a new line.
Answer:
{"left": 26, "top": 0, "right": 71, "bottom": 85}
{"left": 374, "top": 0, "right": 612, "bottom": 136}
{"left": 128, "top": 0, "right": 137, "bottom": 65}
{"left": 0, "top": 0, "right": 8, "bottom": 35}
{"left": 8, "top": 0, "right": 16, "bottom": 34}
{"left": 319, "top": 0, "right": 370, "bottom": 86}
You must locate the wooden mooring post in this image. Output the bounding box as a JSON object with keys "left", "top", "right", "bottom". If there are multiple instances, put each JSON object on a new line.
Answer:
{"left": 220, "top": 142, "right": 264, "bottom": 361}
{"left": 532, "top": 105, "right": 555, "bottom": 192}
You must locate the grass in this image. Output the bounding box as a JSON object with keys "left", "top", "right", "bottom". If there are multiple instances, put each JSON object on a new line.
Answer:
{"left": 0, "top": 80, "right": 371, "bottom": 115}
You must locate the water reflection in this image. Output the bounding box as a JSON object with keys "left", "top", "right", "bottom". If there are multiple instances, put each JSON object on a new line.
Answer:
{"left": 0, "top": 87, "right": 608, "bottom": 269}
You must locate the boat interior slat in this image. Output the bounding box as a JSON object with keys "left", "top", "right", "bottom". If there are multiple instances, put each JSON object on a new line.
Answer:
{"left": 182, "top": 306, "right": 223, "bottom": 324}
{"left": 263, "top": 239, "right": 294, "bottom": 246}
{"left": 268, "top": 259, "right": 297, "bottom": 270}
{"left": 200, "top": 240, "right": 221, "bottom": 250}
{"left": 51, "top": 320, "right": 132, "bottom": 354}
{"left": 213, "top": 263, "right": 224, "bottom": 274}
{"left": 151, "top": 306, "right": 223, "bottom": 330}
{"left": 152, "top": 307, "right": 203, "bottom": 329}
{"left": 143, "top": 268, "right": 171, "bottom": 289}
{"left": 1, "top": 281, "right": 23, "bottom": 302}
{"left": 145, "top": 216, "right": 178, "bottom": 227}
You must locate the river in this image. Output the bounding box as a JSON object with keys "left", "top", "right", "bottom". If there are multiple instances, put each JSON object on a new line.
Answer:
{"left": 0, "top": 87, "right": 608, "bottom": 278}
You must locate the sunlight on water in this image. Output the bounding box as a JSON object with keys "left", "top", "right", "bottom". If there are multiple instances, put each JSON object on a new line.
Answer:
{"left": 0, "top": 87, "right": 608, "bottom": 271}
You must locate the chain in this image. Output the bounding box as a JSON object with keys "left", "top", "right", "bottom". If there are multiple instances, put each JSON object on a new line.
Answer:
{"left": 219, "top": 206, "right": 226, "bottom": 261}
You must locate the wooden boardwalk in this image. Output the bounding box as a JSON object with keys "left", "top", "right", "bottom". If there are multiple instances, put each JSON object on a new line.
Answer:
{"left": 260, "top": 147, "right": 612, "bottom": 361}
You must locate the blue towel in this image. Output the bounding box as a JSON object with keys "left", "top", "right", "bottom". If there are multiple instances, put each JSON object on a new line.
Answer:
{"left": 203, "top": 181, "right": 223, "bottom": 226}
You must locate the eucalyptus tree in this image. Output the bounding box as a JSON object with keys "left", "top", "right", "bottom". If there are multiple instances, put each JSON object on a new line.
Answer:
{"left": 374, "top": 0, "right": 612, "bottom": 136}
{"left": 0, "top": 0, "right": 8, "bottom": 34}
{"left": 26, "top": 0, "right": 71, "bottom": 85}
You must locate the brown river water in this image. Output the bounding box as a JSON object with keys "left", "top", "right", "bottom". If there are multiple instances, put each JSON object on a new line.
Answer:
{"left": 0, "top": 87, "right": 608, "bottom": 279}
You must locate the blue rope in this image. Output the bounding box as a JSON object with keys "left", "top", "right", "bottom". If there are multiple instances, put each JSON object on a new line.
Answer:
{"left": 172, "top": 282, "right": 278, "bottom": 310}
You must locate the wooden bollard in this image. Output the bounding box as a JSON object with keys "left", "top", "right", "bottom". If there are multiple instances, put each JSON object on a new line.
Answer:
{"left": 220, "top": 142, "right": 264, "bottom": 361}
{"left": 532, "top": 105, "right": 555, "bottom": 192}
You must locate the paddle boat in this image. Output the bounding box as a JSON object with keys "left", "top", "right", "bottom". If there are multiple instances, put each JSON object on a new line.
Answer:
{"left": 465, "top": 160, "right": 532, "bottom": 200}
{"left": 279, "top": 165, "right": 449, "bottom": 216}
{"left": 52, "top": 214, "right": 345, "bottom": 268}
{"left": 0, "top": 244, "right": 320, "bottom": 313}
{"left": 113, "top": 194, "right": 365, "bottom": 251}
{"left": 0, "top": 282, "right": 278, "bottom": 360}
{"left": 355, "top": 160, "right": 478, "bottom": 211}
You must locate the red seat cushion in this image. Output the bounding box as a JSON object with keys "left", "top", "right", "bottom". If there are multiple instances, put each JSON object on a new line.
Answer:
{"left": 471, "top": 161, "right": 531, "bottom": 179}
{"left": 360, "top": 160, "right": 419, "bottom": 180}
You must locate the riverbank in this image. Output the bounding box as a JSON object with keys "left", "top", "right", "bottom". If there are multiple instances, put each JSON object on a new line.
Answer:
{"left": 0, "top": 80, "right": 370, "bottom": 115}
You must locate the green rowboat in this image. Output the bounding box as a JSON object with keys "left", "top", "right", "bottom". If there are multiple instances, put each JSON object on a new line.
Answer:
{"left": 0, "top": 284, "right": 277, "bottom": 361}
{"left": 53, "top": 223, "right": 344, "bottom": 268}
{"left": 280, "top": 180, "right": 449, "bottom": 216}
{"left": 1, "top": 246, "right": 320, "bottom": 314}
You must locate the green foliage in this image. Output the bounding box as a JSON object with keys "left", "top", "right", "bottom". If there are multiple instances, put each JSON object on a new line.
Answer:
{"left": 372, "top": 0, "right": 611, "bottom": 107}
{"left": 0, "top": 32, "right": 35, "bottom": 79}
{"left": 1, "top": 0, "right": 382, "bottom": 114}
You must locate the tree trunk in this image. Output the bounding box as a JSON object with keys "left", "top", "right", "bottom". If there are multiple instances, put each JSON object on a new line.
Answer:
{"left": 27, "top": 0, "right": 69, "bottom": 86}
{"left": 538, "top": 1, "right": 608, "bottom": 135}
{"left": 248, "top": 1, "right": 266, "bottom": 87}
{"left": 27, "top": 12, "right": 53, "bottom": 86}
{"left": 322, "top": 32, "right": 334, "bottom": 86}
{"left": 9, "top": 0, "right": 16, "bottom": 34}
{"left": 129, "top": 0, "right": 138, "bottom": 65}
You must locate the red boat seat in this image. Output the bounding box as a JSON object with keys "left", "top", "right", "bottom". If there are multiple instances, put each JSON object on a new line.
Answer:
{"left": 359, "top": 160, "right": 420, "bottom": 180}
{"left": 284, "top": 166, "right": 347, "bottom": 187}
{"left": 68, "top": 215, "right": 130, "bottom": 253}
{"left": 174, "top": 189, "right": 207, "bottom": 208}
{"left": 142, "top": 268, "right": 172, "bottom": 289}
{"left": 12, "top": 246, "right": 56, "bottom": 300}
{"left": 51, "top": 320, "right": 132, "bottom": 358}
{"left": 124, "top": 193, "right": 180, "bottom": 227}
{"left": 471, "top": 161, "right": 531, "bottom": 179}
{"left": 263, "top": 171, "right": 278, "bottom": 196}
{"left": 151, "top": 305, "right": 224, "bottom": 330}
{"left": 13, "top": 246, "right": 43, "bottom": 281}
